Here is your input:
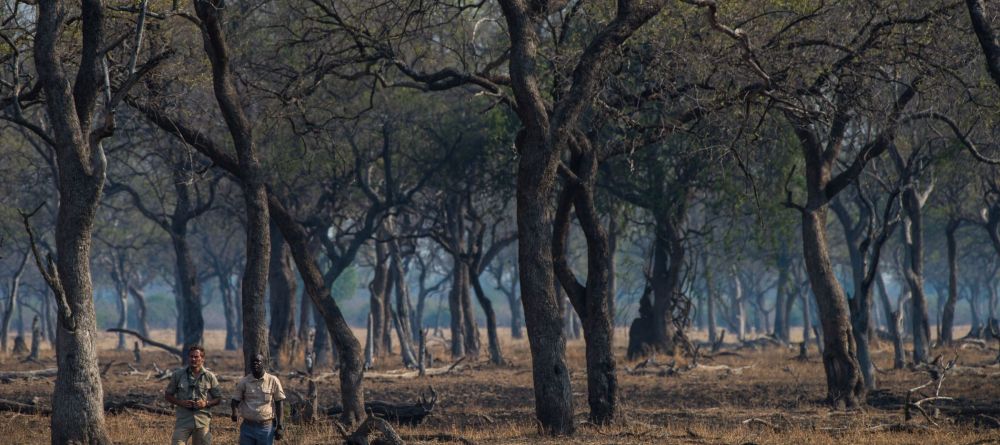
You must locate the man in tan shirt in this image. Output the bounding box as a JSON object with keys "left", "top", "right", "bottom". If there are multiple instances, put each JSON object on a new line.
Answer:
{"left": 165, "top": 346, "right": 223, "bottom": 445}
{"left": 231, "top": 354, "right": 286, "bottom": 444}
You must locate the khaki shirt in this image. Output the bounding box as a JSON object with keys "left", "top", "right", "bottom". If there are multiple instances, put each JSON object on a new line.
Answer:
{"left": 165, "top": 366, "right": 222, "bottom": 429}
{"left": 233, "top": 372, "right": 286, "bottom": 422}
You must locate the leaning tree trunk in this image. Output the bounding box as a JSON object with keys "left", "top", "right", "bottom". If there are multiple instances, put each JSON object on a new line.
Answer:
{"left": 133, "top": 78, "right": 368, "bottom": 423}
{"left": 267, "top": 199, "right": 366, "bottom": 423}
{"left": 268, "top": 222, "right": 298, "bottom": 369}
{"left": 801, "top": 208, "right": 865, "bottom": 408}
{"left": 128, "top": 285, "right": 151, "bottom": 339}
{"left": 551, "top": 150, "right": 618, "bottom": 424}
{"left": 471, "top": 272, "right": 504, "bottom": 365}
{"left": 832, "top": 198, "right": 875, "bottom": 390}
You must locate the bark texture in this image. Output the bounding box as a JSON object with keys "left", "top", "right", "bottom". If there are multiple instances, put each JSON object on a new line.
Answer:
{"left": 193, "top": 0, "right": 271, "bottom": 374}
{"left": 32, "top": 1, "right": 114, "bottom": 442}
{"left": 269, "top": 221, "right": 298, "bottom": 369}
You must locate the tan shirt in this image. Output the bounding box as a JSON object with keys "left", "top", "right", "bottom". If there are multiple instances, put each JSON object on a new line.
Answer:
{"left": 233, "top": 372, "right": 286, "bottom": 422}
{"left": 164, "top": 366, "right": 222, "bottom": 429}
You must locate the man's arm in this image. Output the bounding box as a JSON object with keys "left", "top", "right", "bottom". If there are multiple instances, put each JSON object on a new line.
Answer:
{"left": 274, "top": 400, "right": 284, "bottom": 440}
{"left": 273, "top": 377, "right": 287, "bottom": 439}
{"left": 231, "top": 379, "right": 244, "bottom": 421}
{"left": 205, "top": 373, "right": 223, "bottom": 408}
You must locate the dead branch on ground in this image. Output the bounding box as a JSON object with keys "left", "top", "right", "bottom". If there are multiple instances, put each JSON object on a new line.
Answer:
{"left": 328, "top": 387, "right": 437, "bottom": 426}
{"left": 346, "top": 415, "right": 405, "bottom": 445}
{"left": 0, "top": 368, "right": 57, "bottom": 382}
{"left": 403, "top": 434, "right": 475, "bottom": 445}
{"left": 904, "top": 355, "right": 957, "bottom": 427}
{"left": 106, "top": 328, "right": 183, "bottom": 361}
{"left": 364, "top": 357, "right": 466, "bottom": 380}
{"left": 0, "top": 398, "right": 50, "bottom": 415}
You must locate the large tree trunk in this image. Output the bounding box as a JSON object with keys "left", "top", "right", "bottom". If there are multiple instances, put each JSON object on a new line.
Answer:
{"left": 801, "top": 209, "right": 865, "bottom": 408}
{"left": 369, "top": 241, "right": 390, "bottom": 358}
{"left": 1, "top": 252, "right": 28, "bottom": 353}
{"left": 460, "top": 265, "right": 481, "bottom": 357}
{"left": 471, "top": 271, "right": 504, "bottom": 365}
{"left": 312, "top": 302, "right": 332, "bottom": 368}
{"left": 114, "top": 283, "right": 128, "bottom": 350}
{"left": 131, "top": 86, "right": 368, "bottom": 424}
{"left": 902, "top": 192, "right": 931, "bottom": 364}
{"left": 32, "top": 0, "right": 113, "bottom": 441}
{"left": 193, "top": 0, "right": 271, "bottom": 374}
{"left": 127, "top": 285, "right": 150, "bottom": 339}
{"left": 941, "top": 220, "right": 961, "bottom": 344}
{"left": 627, "top": 209, "right": 685, "bottom": 356}
{"left": 509, "top": 291, "right": 523, "bottom": 339}
{"left": 269, "top": 222, "right": 298, "bottom": 369}
{"left": 514, "top": 134, "right": 573, "bottom": 434}
{"left": 174, "top": 285, "right": 184, "bottom": 345}
{"left": 172, "top": 233, "right": 203, "bottom": 360}
{"left": 300, "top": 285, "right": 313, "bottom": 352}
{"left": 171, "top": 167, "right": 204, "bottom": 358}
{"left": 773, "top": 247, "right": 791, "bottom": 343}
{"left": 704, "top": 257, "right": 718, "bottom": 345}
{"left": 552, "top": 151, "right": 617, "bottom": 424}
{"left": 877, "top": 276, "right": 906, "bottom": 368}
{"left": 734, "top": 274, "right": 746, "bottom": 341}
{"left": 447, "top": 256, "right": 466, "bottom": 358}
{"left": 389, "top": 247, "right": 417, "bottom": 367}
{"left": 831, "top": 198, "right": 875, "bottom": 390}
{"left": 214, "top": 272, "right": 240, "bottom": 350}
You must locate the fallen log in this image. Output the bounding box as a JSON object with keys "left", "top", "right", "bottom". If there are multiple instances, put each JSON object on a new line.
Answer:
{"left": 0, "top": 398, "right": 50, "bottom": 415}
{"left": 105, "top": 400, "right": 173, "bottom": 416}
{"left": 328, "top": 387, "right": 437, "bottom": 426}
{"left": 107, "top": 328, "right": 183, "bottom": 361}
{"left": 347, "top": 416, "right": 405, "bottom": 445}
{"left": 0, "top": 368, "right": 57, "bottom": 382}
{"left": 364, "top": 357, "right": 466, "bottom": 380}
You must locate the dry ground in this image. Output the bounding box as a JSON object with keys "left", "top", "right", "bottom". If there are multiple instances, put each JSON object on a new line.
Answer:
{"left": 1, "top": 328, "right": 999, "bottom": 444}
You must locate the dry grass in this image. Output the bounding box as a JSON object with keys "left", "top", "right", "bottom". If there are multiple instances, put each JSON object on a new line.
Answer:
{"left": 1, "top": 328, "right": 999, "bottom": 444}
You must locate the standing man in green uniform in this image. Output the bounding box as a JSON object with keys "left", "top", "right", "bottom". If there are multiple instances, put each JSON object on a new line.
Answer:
{"left": 165, "top": 346, "right": 223, "bottom": 444}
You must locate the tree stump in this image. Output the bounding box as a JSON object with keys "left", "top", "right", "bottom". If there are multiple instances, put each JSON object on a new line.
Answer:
{"left": 11, "top": 336, "right": 27, "bottom": 355}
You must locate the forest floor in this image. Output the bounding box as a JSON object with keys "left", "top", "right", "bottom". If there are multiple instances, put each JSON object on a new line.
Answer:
{"left": 1, "top": 328, "right": 999, "bottom": 444}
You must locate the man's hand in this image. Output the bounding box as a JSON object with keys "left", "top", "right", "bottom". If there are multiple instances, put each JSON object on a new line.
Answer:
{"left": 274, "top": 423, "right": 284, "bottom": 440}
